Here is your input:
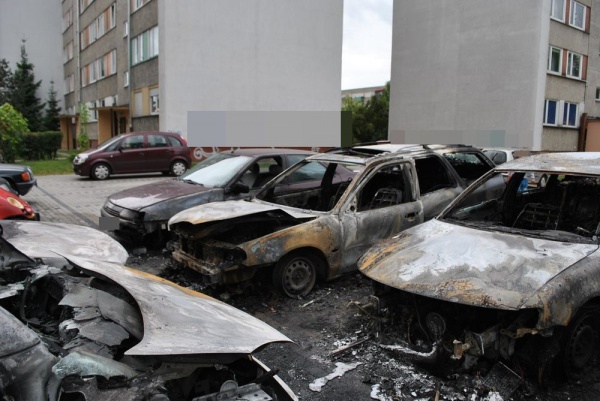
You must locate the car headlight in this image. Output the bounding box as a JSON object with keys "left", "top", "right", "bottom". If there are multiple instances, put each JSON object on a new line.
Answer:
{"left": 73, "top": 154, "right": 89, "bottom": 165}
{"left": 7, "top": 196, "right": 25, "bottom": 210}
{"left": 120, "top": 208, "right": 142, "bottom": 221}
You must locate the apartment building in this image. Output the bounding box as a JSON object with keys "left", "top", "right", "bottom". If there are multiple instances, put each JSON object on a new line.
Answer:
{"left": 389, "top": 0, "right": 600, "bottom": 151}
{"left": 56, "top": 0, "right": 343, "bottom": 150}
{"left": 60, "top": 0, "right": 156, "bottom": 149}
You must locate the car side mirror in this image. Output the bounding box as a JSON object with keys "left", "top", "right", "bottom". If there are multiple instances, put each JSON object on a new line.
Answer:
{"left": 118, "top": 146, "right": 124, "bottom": 152}
{"left": 229, "top": 181, "right": 250, "bottom": 195}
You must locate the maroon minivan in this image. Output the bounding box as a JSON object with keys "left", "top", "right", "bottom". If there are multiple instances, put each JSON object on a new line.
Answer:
{"left": 73, "top": 132, "right": 191, "bottom": 180}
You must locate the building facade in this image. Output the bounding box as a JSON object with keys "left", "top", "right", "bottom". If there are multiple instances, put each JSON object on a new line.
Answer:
{"left": 389, "top": 0, "right": 599, "bottom": 151}
{"left": 58, "top": 0, "right": 342, "bottom": 150}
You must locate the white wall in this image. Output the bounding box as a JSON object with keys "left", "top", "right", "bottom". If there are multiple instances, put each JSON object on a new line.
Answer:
{"left": 0, "top": 0, "right": 64, "bottom": 110}
{"left": 389, "top": 0, "right": 549, "bottom": 149}
{"left": 159, "top": 0, "right": 343, "bottom": 146}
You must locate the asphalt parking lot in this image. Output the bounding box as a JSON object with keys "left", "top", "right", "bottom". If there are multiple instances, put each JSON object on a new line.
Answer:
{"left": 24, "top": 173, "right": 166, "bottom": 227}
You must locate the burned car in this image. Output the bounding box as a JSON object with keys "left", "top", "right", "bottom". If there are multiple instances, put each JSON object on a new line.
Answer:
{"left": 168, "top": 148, "right": 491, "bottom": 298}
{"left": 359, "top": 152, "right": 600, "bottom": 382}
{"left": 0, "top": 220, "right": 296, "bottom": 400}
{"left": 102, "top": 149, "right": 313, "bottom": 244}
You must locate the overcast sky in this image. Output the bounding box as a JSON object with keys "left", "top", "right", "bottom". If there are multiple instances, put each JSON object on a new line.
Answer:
{"left": 342, "top": 0, "right": 393, "bottom": 90}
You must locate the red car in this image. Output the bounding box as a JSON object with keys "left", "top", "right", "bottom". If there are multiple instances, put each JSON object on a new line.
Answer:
{"left": 73, "top": 131, "right": 191, "bottom": 180}
{"left": 0, "top": 178, "right": 38, "bottom": 220}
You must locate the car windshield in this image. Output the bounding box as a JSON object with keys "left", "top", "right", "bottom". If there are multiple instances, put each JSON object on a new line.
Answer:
{"left": 96, "top": 135, "right": 123, "bottom": 150}
{"left": 441, "top": 170, "right": 600, "bottom": 244}
{"left": 179, "top": 153, "right": 253, "bottom": 187}
{"left": 257, "top": 159, "right": 361, "bottom": 212}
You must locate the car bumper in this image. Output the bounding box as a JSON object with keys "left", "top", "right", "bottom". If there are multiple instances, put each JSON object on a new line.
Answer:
{"left": 15, "top": 179, "right": 37, "bottom": 196}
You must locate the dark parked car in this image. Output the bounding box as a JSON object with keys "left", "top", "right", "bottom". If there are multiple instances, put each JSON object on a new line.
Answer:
{"left": 0, "top": 220, "right": 297, "bottom": 401}
{"left": 0, "top": 162, "right": 36, "bottom": 195}
{"left": 359, "top": 152, "right": 600, "bottom": 383}
{"left": 101, "top": 148, "right": 314, "bottom": 244}
{"left": 73, "top": 131, "right": 191, "bottom": 180}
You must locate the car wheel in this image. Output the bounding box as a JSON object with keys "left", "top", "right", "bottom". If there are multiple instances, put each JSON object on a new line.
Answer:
{"left": 273, "top": 251, "right": 318, "bottom": 298}
{"left": 559, "top": 307, "right": 600, "bottom": 382}
{"left": 170, "top": 160, "right": 187, "bottom": 176}
{"left": 91, "top": 163, "right": 111, "bottom": 180}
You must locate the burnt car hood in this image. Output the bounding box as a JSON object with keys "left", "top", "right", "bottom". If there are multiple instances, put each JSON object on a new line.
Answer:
{"left": 1, "top": 220, "right": 128, "bottom": 266}
{"left": 64, "top": 255, "right": 291, "bottom": 357}
{"left": 169, "top": 199, "right": 317, "bottom": 227}
{"left": 359, "top": 219, "right": 599, "bottom": 310}
{"left": 109, "top": 179, "right": 218, "bottom": 210}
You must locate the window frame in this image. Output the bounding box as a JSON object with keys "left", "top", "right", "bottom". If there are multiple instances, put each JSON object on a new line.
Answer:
{"left": 566, "top": 51, "right": 582, "bottom": 80}
{"left": 550, "top": 0, "right": 566, "bottom": 22}
{"left": 569, "top": 1, "right": 586, "bottom": 30}
{"left": 548, "top": 46, "right": 562, "bottom": 74}
{"left": 562, "top": 102, "right": 579, "bottom": 127}
{"left": 544, "top": 99, "right": 559, "bottom": 126}
{"left": 149, "top": 87, "right": 159, "bottom": 115}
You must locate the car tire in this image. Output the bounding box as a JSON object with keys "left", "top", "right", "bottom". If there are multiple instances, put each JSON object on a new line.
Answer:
{"left": 558, "top": 307, "right": 600, "bottom": 382}
{"left": 170, "top": 160, "right": 187, "bottom": 176}
{"left": 273, "top": 251, "right": 319, "bottom": 299}
{"left": 91, "top": 163, "right": 111, "bottom": 180}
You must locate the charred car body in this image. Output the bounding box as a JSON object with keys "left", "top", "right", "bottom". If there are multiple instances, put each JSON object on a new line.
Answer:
{"left": 359, "top": 152, "right": 600, "bottom": 382}
{"left": 101, "top": 149, "right": 313, "bottom": 244}
{"left": 0, "top": 220, "right": 296, "bottom": 400}
{"left": 168, "top": 148, "right": 499, "bottom": 298}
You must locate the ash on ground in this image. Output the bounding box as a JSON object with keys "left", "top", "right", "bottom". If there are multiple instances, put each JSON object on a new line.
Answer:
{"left": 128, "top": 252, "right": 600, "bottom": 401}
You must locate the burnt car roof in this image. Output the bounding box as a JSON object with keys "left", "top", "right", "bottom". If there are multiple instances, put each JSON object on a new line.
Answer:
{"left": 497, "top": 152, "right": 600, "bottom": 175}
{"left": 307, "top": 150, "right": 422, "bottom": 166}
{"left": 226, "top": 148, "right": 316, "bottom": 157}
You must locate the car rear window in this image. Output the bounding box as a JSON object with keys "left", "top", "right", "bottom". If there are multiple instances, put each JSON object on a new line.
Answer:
{"left": 148, "top": 135, "right": 169, "bottom": 148}
{"left": 167, "top": 135, "right": 183, "bottom": 147}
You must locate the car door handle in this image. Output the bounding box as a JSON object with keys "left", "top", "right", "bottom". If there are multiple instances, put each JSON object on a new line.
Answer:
{"left": 139, "top": 153, "right": 144, "bottom": 157}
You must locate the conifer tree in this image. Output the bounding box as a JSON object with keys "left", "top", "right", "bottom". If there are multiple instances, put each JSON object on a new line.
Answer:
{"left": 0, "top": 58, "right": 13, "bottom": 106}
{"left": 11, "top": 41, "right": 44, "bottom": 132}
{"left": 42, "top": 81, "right": 61, "bottom": 131}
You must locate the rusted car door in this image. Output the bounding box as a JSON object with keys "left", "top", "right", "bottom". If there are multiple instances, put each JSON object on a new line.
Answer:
{"left": 338, "top": 160, "right": 424, "bottom": 273}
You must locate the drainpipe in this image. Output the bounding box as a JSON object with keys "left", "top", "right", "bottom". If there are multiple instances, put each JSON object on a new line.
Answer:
{"left": 127, "top": 0, "right": 132, "bottom": 132}
{"left": 579, "top": 112, "right": 587, "bottom": 151}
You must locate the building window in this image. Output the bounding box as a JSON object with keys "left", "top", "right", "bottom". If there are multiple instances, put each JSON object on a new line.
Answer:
{"left": 131, "top": 26, "right": 159, "bottom": 65}
{"left": 563, "top": 102, "right": 579, "bottom": 127}
{"left": 131, "top": 0, "right": 151, "bottom": 13}
{"left": 64, "top": 74, "right": 75, "bottom": 94}
{"left": 150, "top": 87, "right": 159, "bottom": 114}
{"left": 569, "top": 1, "right": 586, "bottom": 30}
{"left": 544, "top": 99, "right": 558, "bottom": 126}
{"left": 548, "top": 46, "right": 562, "bottom": 74}
{"left": 123, "top": 21, "right": 129, "bottom": 37}
{"left": 63, "top": 41, "right": 74, "bottom": 63}
{"left": 124, "top": 71, "right": 129, "bottom": 87}
{"left": 82, "top": 50, "right": 116, "bottom": 87}
{"left": 566, "top": 51, "right": 582, "bottom": 79}
{"left": 80, "top": 0, "right": 94, "bottom": 13}
{"left": 596, "top": 88, "right": 600, "bottom": 101}
{"left": 63, "top": 8, "right": 73, "bottom": 32}
{"left": 133, "top": 91, "right": 143, "bottom": 116}
{"left": 80, "top": 22, "right": 97, "bottom": 50}
{"left": 551, "top": 0, "right": 566, "bottom": 22}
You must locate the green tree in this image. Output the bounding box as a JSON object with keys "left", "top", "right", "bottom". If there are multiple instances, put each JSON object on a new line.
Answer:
{"left": 0, "top": 58, "right": 13, "bottom": 106}
{"left": 78, "top": 103, "right": 90, "bottom": 150}
{"left": 11, "top": 41, "right": 44, "bottom": 132}
{"left": 41, "top": 81, "right": 61, "bottom": 131}
{"left": 342, "top": 82, "right": 390, "bottom": 143}
{"left": 0, "top": 103, "right": 29, "bottom": 163}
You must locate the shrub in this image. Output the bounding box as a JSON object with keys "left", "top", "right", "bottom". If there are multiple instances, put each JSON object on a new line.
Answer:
{"left": 19, "top": 131, "right": 62, "bottom": 160}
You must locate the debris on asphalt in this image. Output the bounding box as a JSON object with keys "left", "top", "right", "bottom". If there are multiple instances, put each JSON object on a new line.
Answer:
{"left": 309, "top": 361, "right": 363, "bottom": 392}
